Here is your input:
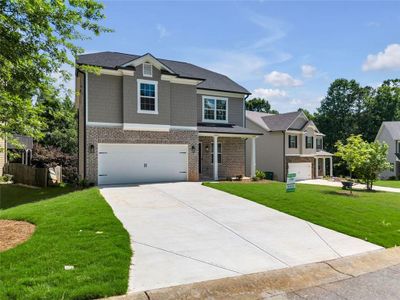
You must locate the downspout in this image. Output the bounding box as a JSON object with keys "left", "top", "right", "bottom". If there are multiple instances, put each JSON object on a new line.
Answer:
{"left": 283, "top": 131, "right": 286, "bottom": 181}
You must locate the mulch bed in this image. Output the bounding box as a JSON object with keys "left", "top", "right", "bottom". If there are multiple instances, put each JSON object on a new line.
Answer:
{"left": 0, "top": 220, "right": 35, "bottom": 252}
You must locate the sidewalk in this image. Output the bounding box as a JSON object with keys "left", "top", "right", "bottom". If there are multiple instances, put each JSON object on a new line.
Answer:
{"left": 109, "top": 247, "right": 400, "bottom": 300}
{"left": 300, "top": 179, "right": 400, "bottom": 193}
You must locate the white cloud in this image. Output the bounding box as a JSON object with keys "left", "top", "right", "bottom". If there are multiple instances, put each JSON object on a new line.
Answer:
{"left": 301, "top": 64, "right": 317, "bottom": 78}
{"left": 362, "top": 44, "right": 400, "bottom": 71}
{"left": 264, "top": 71, "right": 303, "bottom": 87}
{"left": 156, "top": 24, "right": 170, "bottom": 39}
{"left": 252, "top": 88, "right": 287, "bottom": 99}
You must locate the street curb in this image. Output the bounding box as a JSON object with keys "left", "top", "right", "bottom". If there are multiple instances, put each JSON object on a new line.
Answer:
{"left": 108, "top": 247, "right": 400, "bottom": 300}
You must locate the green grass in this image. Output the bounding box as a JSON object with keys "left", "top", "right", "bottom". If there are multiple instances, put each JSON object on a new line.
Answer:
{"left": 204, "top": 181, "right": 400, "bottom": 248}
{"left": 374, "top": 180, "right": 400, "bottom": 188}
{"left": 0, "top": 185, "right": 131, "bottom": 300}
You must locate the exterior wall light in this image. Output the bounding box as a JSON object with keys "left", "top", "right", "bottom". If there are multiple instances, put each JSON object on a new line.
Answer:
{"left": 89, "top": 144, "right": 95, "bottom": 153}
{"left": 191, "top": 145, "right": 196, "bottom": 153}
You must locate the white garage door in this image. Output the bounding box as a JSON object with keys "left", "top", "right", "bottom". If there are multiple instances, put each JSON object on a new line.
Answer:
{"left": 288, "top": 162, "right": 312, "bottom": 181}
{"left": 98, "top": 144, "right": 188, "bottom": 185}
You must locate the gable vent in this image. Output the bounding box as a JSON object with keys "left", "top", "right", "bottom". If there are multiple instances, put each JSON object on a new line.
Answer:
{"left": 143, "top": 63, "right": 153, "bottom": 77}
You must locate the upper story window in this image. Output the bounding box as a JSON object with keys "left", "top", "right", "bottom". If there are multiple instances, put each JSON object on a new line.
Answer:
{"left": 143, "top": 63, "right": 153, "bottom": 77}
{"left": 288, "top": 135, "right": 298, "bottom": 149}
{"left": 137, "top": 79, "right": 158, "bottom": 114}
{"left": 316, "top": 138, "right": 323, "bottom": 150}
{"left": 305, "top": 136, "right": 314, "bottom": 149}
{"left": 202, "top": 96, "right": 228, "bottom": 123}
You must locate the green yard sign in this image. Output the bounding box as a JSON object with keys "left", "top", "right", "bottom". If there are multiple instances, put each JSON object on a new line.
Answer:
{"left": 286, "top": 173, "right": 296, "bottom": 192}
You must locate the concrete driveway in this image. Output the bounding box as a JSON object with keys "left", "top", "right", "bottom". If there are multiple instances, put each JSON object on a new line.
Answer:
{"left": 100, "top": 182, "right": 381, "bottom": 292}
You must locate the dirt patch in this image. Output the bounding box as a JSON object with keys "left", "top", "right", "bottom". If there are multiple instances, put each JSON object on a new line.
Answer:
{"left": 0, "top": 220, "right": 35, "bottom": 252}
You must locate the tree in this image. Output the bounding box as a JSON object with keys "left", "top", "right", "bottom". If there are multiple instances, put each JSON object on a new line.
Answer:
{"left": 0, "top": 0, "right": 110, "bottom": 144}
{"left": 246, "top": 98, "right": 278, "bottom": 114}
{"left": 298, "top": 108, "right": 314, "bottom": 120}
{"left": 314, "top": 79, "right": 369, "bottom": 153}
{"left": 36, "top": 90, "right": 77, "bottom": 154}
{"left": 335, "top": 135, "right": 390, "bottom": 190}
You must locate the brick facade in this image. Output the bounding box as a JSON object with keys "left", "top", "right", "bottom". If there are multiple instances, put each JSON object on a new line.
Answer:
{"left": 85, "top": 127, "right": 199, "bottom": 184}
{"left": 199, "top": 136, "right": 245, "bottom": 180}
{"left": 285, "top": 156, "right": 316, "bottom": 179}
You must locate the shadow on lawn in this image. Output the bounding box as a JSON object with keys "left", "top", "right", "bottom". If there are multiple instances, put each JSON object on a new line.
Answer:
{"left": 321, "top": 189, "right": 381, "bottom": 198}
{"left": 0, "top": 184, "right": 76, "bottom": 210}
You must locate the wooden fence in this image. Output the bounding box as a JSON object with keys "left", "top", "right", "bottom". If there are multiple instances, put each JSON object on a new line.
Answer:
{"left": 4, "top": 163, "right": 62, "bottom": 188}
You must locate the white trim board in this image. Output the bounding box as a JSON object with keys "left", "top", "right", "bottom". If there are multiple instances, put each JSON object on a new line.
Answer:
{"left": 161, "top": 74, "right": 203, "bottom": 85}
{"left": 87, "top": 122, "right": 197, "bottom": 132}
{"left": 99, "top": 69, "right": 134, "bottom": 76}
{"left": 197, "top": 89, "right": 246, "bottom": 98}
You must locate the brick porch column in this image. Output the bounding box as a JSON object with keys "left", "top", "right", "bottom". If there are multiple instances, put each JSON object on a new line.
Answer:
{"left": 213, "top": 135, "right": 218, "bottom": 181}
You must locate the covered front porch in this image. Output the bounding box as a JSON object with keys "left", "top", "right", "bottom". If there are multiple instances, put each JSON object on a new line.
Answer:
{"left": 315, "top": 151, "right": 333, "bottom": 178}
{"left": 197, "top": 124, "right": 262, "bottom": 180}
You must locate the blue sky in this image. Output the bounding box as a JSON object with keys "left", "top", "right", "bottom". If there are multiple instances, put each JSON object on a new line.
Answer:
{"left": 77, "top": 1, "right": 400, "bottom": 113}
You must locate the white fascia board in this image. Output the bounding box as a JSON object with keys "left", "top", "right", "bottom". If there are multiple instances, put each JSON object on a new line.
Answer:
{"left": 123, "top": 123, "right": 197, "bottom": 132}
{"left": 161, "top": 74, "right": 203, "bottom": 85}
{"left": 121, "top": 54, "right": 175, "bottom": 74}
{"left": 197, "top": 89, "right": 246, "bottom": 98}
{"left": 198, "top": 132, "right": 259, "bottom": 138}
{"left": 99, "top": 69, "right": 134, "bottom": 76}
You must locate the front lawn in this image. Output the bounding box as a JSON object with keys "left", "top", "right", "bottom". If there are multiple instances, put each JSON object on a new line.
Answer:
{"left": 0, "top": 185, "right": 131, "bottom": 300}
{"left": 204, "top": 182, "right": 400, "bottom": 248}
{"left": 374, "top": 180, "right": 400, "bottom": 189}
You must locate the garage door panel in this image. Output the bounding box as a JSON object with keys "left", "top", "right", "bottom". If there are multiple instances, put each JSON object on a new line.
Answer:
{"left": 288, "top": 162, "right": 312, "bottom": 181}
{"left": 98, "top": 144, "right": 188, "bottom": 185}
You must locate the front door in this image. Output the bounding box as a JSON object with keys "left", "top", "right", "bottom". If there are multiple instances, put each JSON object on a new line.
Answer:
{"left": 198, "top": 143, "right": 202, "bottom": 174}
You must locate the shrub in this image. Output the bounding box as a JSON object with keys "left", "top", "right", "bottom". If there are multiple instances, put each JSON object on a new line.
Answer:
{"left": 31, "top": 144, "right": 78, "bottom": 184}
{"left": 255, "top": 169, "right": 266, "bottom": 180}
{"left": 1, "top": 174, "right": 13, "bottom": 182}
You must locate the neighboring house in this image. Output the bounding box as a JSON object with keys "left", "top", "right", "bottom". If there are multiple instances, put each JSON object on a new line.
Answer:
{"left": 245, "top": 110, "right": 333, "bottom": 181}
{"left": 375, "top": 121, "right": 400, "bottom": 179}
{"left": 0, "top": 134, "right": 33, "bottom": 176}
{"left": 0, "top": 137, "right": 5, "bottom": 176}
{"left": 76, "top": 52, "right": 262, "bottom": 185}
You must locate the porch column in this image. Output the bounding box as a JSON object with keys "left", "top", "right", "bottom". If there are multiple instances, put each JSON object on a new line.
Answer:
{"left": 315, "top": 157, "right": 319, "bottom": 178}
{"left": 250, "top": 137, "right": 256, "bottom": 178}
{"left": 323, "top": 157, "right": 326, "bottom": 177}
{"left": 330, "top": 157, "right": 333, "bottom": 177}
{"left": 213, "top": 135, "right": 218, "bottom": 181}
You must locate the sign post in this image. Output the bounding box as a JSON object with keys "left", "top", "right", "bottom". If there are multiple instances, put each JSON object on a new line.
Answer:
{"left": 286, "top": 173, "right": 296, "bottom": 192}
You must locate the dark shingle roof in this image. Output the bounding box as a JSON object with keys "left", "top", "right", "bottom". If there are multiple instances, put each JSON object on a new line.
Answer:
{"left": 197, "top": 123, "right": 262, "bottom": 135}
{"left": 262, "top": 111, "right": 304, "bottom": 131}
{"left": 246, "top": 111, "right": 307, "bottom": 132}
{"left": 77, "top": 51, "right": 250, "bottom": 94}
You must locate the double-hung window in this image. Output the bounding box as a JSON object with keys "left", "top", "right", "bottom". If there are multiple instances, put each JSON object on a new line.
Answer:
{"left": 211, "top": 143, "right": 222, "bottom": 164}
{"left": 203, "top": 96, "right": 228, "bottom": 123}
{"left": 288, "top": 135, "right": 298, "bottom": 149}
{"left": 316, "top": 138, "right": 323, "bottom": 150}
{"left": 137, "top": 79, "right": 158, "bottom": 114}
{"left": 305, "top": 136, "right": 314, "bottom": 149}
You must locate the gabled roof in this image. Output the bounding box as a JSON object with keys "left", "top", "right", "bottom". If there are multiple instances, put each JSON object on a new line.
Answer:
{"left": 377, "top": 121, "right": 400, "bottom": 140}
{"left": 246, "top": 111, "right": 308, "bottom": 132}
{"left": 77, "top": 51, "right": 250, "bottom": 95}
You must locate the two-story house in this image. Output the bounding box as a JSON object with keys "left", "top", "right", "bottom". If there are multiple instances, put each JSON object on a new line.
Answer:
{"left": 245, "top": 110, "right": 333, "bottom": 181}
{"left": 76, "top": 52, "right": 262, "bottom": 185}
{"left": 375, "top": 121, "right": 400, "bottom": 179}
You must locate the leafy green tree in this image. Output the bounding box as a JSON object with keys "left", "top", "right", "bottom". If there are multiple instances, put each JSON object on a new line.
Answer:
{"left": 314, "top": 79, "right": 369, "bottom": 153}
{"left": 0, "top": 0, "right": 110, "bottom": 144}
{"left": 335, "top": 135, "right": 390, "bottom": 190}
{"left": 246, "top": 98, "right": 279, "bottom": 114}
{"left": 298, "top": 108, "right": 314, "bottom": 120}
{"left": 36, "top": 90, "right": 77, "bottom": 154}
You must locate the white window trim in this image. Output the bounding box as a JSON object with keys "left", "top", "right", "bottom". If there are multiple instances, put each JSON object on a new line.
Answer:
{"left": 202, "top": 96, "right": 229, "bottom": 123}
{"left": 211, "top": 142, "right": 222, "bottom": 164}
{"left": 143, "top": 63, "right": 153, "bottom": 77}
{"left": 137, "top": 79, "right": 158, "bottom": 114}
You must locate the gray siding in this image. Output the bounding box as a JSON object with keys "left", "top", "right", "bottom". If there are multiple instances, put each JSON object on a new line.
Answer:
{"left": 377, "top": 126, "right": 397, "bottom": 178}
{"left": 170, "top": 84, "right": 197, "bottom": 126}
{"left": 245, "top": 120, "right": 285, "bottom": 181}
{"left": 197, "top": 94, "right": 244, "bottom": 126}
{"left": 88, "top": 74, "right": 123, "bottom": 123}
